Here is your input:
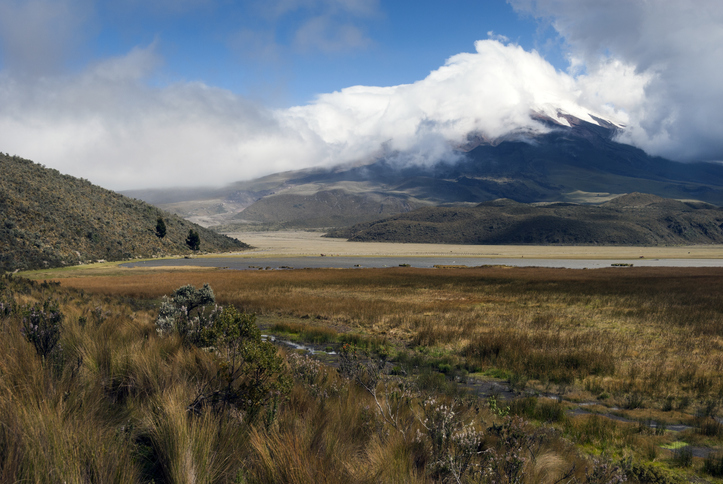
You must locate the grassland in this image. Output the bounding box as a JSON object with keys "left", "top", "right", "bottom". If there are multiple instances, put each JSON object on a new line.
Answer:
{"left": 44, "top": 265, "right": 723, "bottom": 400}
{"left": 13, "top": 262, "right": 720, "bottom": 482}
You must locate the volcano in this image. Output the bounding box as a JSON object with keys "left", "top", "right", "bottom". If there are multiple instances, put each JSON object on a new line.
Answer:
{"left": 125, "top": 110, "right": 723, "bottom": 230}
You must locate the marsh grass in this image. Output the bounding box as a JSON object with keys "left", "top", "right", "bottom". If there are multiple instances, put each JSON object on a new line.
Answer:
{"left": 28, "top": 265, "right": 723, "bottom": 481}
{"left": 271, "top": 321, "right": 339, "bottom": 344}
{"left": 0, "top": 276, "right": 245, "bottom": 483}
{"left": 53, "top": 266, "right": 723, "bottom": 403}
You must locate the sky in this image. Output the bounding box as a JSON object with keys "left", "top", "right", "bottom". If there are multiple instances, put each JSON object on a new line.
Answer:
{"left": 0, "top": 0, "right": 722, "bottom": 190}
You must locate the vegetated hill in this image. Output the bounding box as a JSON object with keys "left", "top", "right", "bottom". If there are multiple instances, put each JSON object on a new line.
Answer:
{"left": 325, "top": 193, "right": 723, "bottom": 245}
{"left": 222, "top": 188, "right": 423, "bottom": 230}
{"left": 126, "top": 112, "right": 723, "bottom": 231}
{"left": 0, "top": 153, "right": 249, "bottom": 272}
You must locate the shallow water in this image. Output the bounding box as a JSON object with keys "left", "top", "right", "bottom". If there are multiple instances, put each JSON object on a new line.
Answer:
{"left": 121, "top": 256, "right": 723, "bottom": 270}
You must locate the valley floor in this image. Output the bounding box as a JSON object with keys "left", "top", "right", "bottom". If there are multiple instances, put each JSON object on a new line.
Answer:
{"left": 226, "top": 230, "right": 723, "bottom": 259}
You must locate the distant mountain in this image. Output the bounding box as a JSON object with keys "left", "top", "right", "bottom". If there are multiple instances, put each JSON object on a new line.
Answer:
{"left": 0, "top": 154, "right": 248, "bottom": 272}
{"left": 126, "top": 111, "right": 723, "bottom": 231}
{"left": 325, "top": 193, "right": 723, "bottom": 246}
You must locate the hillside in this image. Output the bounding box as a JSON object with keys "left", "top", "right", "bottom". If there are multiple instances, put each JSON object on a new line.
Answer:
{"left": 223, "top": 188, "right": 423, "bottom": 230}
{"left": 126, "top": 114, "right": 723, "bottom": 230}
{"left": 326, "top": 193, "right": 723, "bottom": 245}
{"left": 0, "top": 154, "right": 249, "bottom": 272}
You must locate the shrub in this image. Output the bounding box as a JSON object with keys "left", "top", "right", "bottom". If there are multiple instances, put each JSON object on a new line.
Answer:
{"left": 20, "top": 299, "right": 63, "bottom": 359}
{"left": 189, "top": 306, "right": 292, "bottom": 424}
{"left": 155, "top": 217, "right": 166, "bottom": 239}
{"left": 155, "top": 284, "right": 220, "bottom": 344}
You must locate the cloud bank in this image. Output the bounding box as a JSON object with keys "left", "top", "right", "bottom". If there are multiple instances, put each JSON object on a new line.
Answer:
{"left": 0, "top": 39, "right": 630, "bottom": 189}
{"left": 510, "top": 0, "right": 723, "bottom": 162}
{"left": 0, "top": 0, "right": 721, "bottom": 190}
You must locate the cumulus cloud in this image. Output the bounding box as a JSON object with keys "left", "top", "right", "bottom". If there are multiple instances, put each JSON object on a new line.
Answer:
{"left": 0, "top": 39, "right": 630, "bottom": 189}
{"left": 510, "top": 0, "right": 723, "bottom": 162}
{"left": 3, "top": 0, "right": 719, "bottom": 191}
{"left": 0, "top": 45, "right": 327, "bottom": 189}
{"left": 286, "top": 40, "right": 625, "bottom": 167}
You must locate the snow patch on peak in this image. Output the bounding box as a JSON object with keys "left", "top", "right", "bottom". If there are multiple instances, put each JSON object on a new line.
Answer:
{"left": 531, "top": 104, "right": 624, "bottom": 130}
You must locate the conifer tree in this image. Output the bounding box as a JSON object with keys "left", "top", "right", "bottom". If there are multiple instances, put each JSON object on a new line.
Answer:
{"left": 155, "top": 217, "right": 166, "bottom": 238}
{"left": 186, "top": 229, "right": 200, "bottom": 250}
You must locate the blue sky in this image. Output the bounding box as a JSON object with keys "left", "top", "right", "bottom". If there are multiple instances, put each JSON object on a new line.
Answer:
{"left": 87, "top": 0, "right": 558, "bottom": 106}
{"left": 0, "top": 0, "right": 722, "bottom": 189}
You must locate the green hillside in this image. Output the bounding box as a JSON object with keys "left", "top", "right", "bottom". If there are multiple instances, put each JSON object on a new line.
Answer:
{"left": 327, "top": 193, "right": 723, "bottom": 245}
{"left": 0, "top": 153, "right": 249, "bottom": 272}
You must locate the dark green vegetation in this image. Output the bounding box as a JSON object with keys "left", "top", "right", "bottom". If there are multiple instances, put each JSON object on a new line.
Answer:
{"left": 127, "top": 115, "right": 723, "bottom": 230}
{"left": 0, "top": 153, "right": 248, "bottom": 272}
{"left": 155, "top": 217, "right": 167, "bottom": 239}
{"left": 42, "top": 265, "right": 723, "bottom": 482}
{"left": 186, "top": 229, "right": 201, "bottom": 251}
{"left": 326, "top": 193, "right": 723, "bottom": 245}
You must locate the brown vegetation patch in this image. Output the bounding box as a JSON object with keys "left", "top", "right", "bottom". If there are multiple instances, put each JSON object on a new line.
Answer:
{"left": 51, "top": 265, "right": 723, "bottom": 403}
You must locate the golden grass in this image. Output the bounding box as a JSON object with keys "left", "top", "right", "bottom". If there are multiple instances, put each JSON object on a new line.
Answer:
{"left": 4, "top": 271, "right": 716, "bottom": 482}
{"left": 49, "top": 266, "right": 723, "bottom": 405}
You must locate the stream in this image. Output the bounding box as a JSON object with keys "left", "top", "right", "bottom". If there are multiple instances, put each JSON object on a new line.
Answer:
{"left": 264, "top": 333, "right": 720, "bottom": 457}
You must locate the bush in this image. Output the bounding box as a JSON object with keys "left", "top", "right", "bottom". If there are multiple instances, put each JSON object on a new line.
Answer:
{"left": 20, "top": 299, "right": 63, "bottom": 359}
{"left": 155, "top": 217, "right": 166, "bottom": 239}
{"left": 155, "top": 284, "right": 220, "bottom": 344}
{"left": 189, "top": 306, "right": 292, "bottom": 424}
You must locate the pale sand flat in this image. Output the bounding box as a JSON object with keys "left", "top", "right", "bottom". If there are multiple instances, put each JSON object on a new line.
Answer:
{"left": 221, "top": 231, "right": 723, "bottom": 260}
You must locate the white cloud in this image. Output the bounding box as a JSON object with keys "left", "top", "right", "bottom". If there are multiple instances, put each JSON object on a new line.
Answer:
{"left": 286, "top": 40, "right": 625, "bottom": 167}
{"left": 0, "top": 45, "right": 326, "bottom": 189}
{"left": 487, "top": 31, "right": 510, "bottom": 43}
{"left": 509, "top": 0, "right": 723, "bottom": 162}
{"left": 4, "top": 0, "right": 719, "bottom": 191}
{"left": 0, "top": 39, "right": 635, "bottom": 190}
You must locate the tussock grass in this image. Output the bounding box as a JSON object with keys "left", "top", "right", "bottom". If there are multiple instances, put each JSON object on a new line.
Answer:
{"left": 54, "top": 266, "right": 723, "bottom": 403}
{"left": 19, "top": 266, "right": 723, "bottom": 482}
{"left": 0, "top": 277, "right": 243, "bottom": 482}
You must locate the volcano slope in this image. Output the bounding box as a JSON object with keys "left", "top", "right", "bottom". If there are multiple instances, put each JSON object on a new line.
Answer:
{"left": 130, "top": 113, "right": 723, "bottom": 231}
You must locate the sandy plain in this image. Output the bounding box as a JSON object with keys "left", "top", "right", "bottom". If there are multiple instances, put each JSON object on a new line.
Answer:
{"left": 223, "top": 230, "right": 723, "bottom": 259}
